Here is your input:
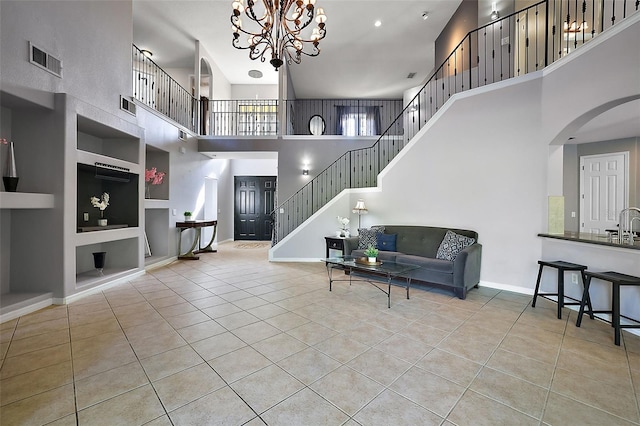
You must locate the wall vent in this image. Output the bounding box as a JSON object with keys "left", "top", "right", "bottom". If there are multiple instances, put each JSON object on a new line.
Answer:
{"left": 120, "top": 96, "right": 137, "bottom": 116}
{"left": 178, "top": 130, "right": 187, "bottom": 141}
{"left": 29, "top": 42, "right": 62, "bottom": 77}
{"left": 407, "top": 72, "right": 417, "bottom": 79}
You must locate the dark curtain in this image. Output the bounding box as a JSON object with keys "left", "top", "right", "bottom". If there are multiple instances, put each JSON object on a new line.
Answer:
{"left": 365, "top": 106, "right": 382, "bottom": 135}
{"left": 335, "top": 105, "right": 349, "bottom": 135}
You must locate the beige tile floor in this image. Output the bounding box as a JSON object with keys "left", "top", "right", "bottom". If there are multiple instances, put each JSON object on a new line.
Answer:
{"left": 2, "top": 242, "right": 640, "bottom": 425}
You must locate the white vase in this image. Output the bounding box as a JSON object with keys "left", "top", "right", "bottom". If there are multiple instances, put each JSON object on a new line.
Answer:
{"left": 368, "top": 256, "right": 376, "bottom": 263}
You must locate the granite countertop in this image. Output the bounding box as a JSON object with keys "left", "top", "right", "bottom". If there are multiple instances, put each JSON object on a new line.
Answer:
{"left": 538, "top": 231, "right": 640, "bottom": 250}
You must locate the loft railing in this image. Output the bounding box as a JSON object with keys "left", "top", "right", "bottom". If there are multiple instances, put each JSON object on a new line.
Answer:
{"left": 205, "top": 99, "right": 279, "bottom": 136}
{"left": 283, "top": 99, "right": 404, "bottom": 136}
{"left": 202, "top": 98, "right": 404, "bottom": 136}
{"left": 273, "top": 0, "right": 639, "bottom": 244}
{"left": 132, "top": 45, "right": 197, "bottom": 132}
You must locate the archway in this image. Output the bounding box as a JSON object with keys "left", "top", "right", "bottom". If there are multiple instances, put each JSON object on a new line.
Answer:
{"left": 200, "top": 58, "right": 213, "bottom": 135}
{"left": 548, "top": 96, "right": 640, "bottom": 233}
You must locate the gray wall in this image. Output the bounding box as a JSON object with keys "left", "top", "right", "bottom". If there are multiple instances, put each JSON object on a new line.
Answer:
{"left": 1, "top": 0, "right": 134, "bottom": 118}
{"left": 563, "top": 137, "right": 640, "bottom": 232}
{"left": 198, "top": 136, "right": 378, "bottom": 203}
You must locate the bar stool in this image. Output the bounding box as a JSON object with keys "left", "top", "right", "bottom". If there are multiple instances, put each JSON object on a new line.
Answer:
{"left": 532, "top": 260, "right": 592, "bottom": 319}
{"left": 576, "top": 271, "right": 640, "bottom": 346}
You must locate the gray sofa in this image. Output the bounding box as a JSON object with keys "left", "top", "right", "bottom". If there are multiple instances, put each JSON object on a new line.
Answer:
{"left": 344, "top": 225, "right": 482, "bottom": 299}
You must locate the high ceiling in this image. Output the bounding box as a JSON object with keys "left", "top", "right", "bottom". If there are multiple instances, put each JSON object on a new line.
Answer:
{"left": 132, "top": 0, "right": 463, "bottom": 99}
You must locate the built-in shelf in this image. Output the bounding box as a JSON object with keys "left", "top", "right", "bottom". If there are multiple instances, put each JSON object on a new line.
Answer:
{"left": 75, "top": 226, "right": 140, "bottom": 246}
{"left": 76, "top": 267, "right": 140, "bottom": 289}
{"left": 144, "top": 199, "right": 169, "bottom": 209}
{"left": 76, "top": 150, "right": 141, "bottom": 174}
{"left": 0, "top": 192, "right": 54, "bottom": 209}
{"left": 78, "top": 224, "right": 129, "bottom": 233}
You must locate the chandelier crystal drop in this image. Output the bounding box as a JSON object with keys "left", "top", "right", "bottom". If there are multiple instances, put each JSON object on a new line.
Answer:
{"left": 231, "top": 0, "right": 327, "bottom": 70}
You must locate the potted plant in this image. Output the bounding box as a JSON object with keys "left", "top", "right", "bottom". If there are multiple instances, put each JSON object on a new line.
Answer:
{"left": 184, "top": 211, "right": 193, "bottom": 222}
{"left": 364, "top": 245, "right": 378, "bottom": 263}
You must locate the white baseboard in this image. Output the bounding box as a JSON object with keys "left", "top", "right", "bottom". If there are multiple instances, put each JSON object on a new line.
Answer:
{"left": 54, "top": 270, "right": 146, "bottom": 305}
{"left": 478, "top": 280, "right": 534, "bottom": 295}
{"left": 145, "top": 256, "right": 177, "bottom": 271}
{"left": 0, "top": 296, "right": 54, "bottom": 324}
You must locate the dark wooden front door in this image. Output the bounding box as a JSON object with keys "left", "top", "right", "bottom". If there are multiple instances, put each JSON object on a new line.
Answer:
{"left": 234, "top": 176, "right": 276, "bottom": 241}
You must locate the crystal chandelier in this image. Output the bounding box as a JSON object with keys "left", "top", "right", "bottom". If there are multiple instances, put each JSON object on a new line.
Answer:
{"left": 231, "top": 0, "right": 327, "bottom": 70}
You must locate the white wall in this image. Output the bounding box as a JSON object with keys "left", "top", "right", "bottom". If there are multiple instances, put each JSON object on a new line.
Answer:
{"left": 1, "top": 0, "right": 134, "bottom": 118}
{"left": 272, "top": 15, "right": 640, "bottom": 298}
{"left": 231, "top": 85, "right": 279, "bottom": 100}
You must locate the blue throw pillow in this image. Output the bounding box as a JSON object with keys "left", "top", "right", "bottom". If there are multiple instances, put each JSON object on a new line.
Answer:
{"left": 376, "top": 233, "right": 397, "bottom": 252}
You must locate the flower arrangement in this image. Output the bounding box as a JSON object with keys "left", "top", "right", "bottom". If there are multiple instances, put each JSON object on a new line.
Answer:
{"left": 90, "top": 192, "right": 110, "bottom": 211}
{"left": 337, "top": 216, "right": 350, "bottom": 230}
{"left": 145, "top": 167, "right": 166, "bottom": 185}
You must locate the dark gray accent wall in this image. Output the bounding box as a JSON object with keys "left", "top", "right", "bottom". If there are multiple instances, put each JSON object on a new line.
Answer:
{"left": 198, "top": 136, "right": 377, "bottom": 202}
{"left": 435, "top": 0, "right": 479, "bottom": 68}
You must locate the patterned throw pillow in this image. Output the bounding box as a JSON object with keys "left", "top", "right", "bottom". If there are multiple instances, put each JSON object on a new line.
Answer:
{"left": 357, "top": 226, "right": 385, "bottom": 249}
{"left": 376, "top": 233, "right": 397, "bottom": 251}
{"left": 435, "top": 230, "right": 476, "bottom": 261}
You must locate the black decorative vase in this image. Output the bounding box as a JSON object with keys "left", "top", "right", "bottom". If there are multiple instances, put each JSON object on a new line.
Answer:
{"left": 2, "top": 176, "right": 19, "bottom": 192}
{"left": 3, "top": 141, "right": 18, "bottom": 192}
{"left": 93, "top": 252, "right": 106, "bottom": 275}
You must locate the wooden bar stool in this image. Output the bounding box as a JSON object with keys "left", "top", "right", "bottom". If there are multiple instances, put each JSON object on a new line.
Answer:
{"left": 576, "top": 271, "right": 640, "bottom": 346}
{"left": 532, "top": 260, "right": 591, "bottom": 319}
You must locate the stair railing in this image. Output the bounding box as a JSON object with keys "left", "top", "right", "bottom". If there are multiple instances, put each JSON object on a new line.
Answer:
{"left": 273, "top": 0, "right": 639, "bottom": 245}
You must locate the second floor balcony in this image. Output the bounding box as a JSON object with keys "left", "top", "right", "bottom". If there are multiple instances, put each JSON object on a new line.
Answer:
{"left": 203, "top": 98, "right": 404, "bottom": 137}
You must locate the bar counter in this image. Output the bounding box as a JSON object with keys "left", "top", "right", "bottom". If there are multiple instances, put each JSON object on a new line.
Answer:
{"left": 538, "top": 231, "right": 640, "bottom": 251}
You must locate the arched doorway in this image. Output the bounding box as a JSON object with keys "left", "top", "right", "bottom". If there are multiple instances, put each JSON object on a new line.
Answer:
{"left": 199, "top": 58, "right": 213, "bottom": 135}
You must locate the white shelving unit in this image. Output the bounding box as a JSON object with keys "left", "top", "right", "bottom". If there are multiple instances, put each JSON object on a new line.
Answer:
{"left": 0, "top": 90, "right": 147, "bottom": 321}
{"left": 71, "top": 99, "right": 144, "bottom": 296}
{"left": 144, "top": 144, "right": 172, "bottom": 268}
{"left": 0, "top": 192, "right": 54, "bottom": 209}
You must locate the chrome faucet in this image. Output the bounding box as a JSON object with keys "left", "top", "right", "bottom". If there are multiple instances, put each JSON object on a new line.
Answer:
{"left": 631, "top": 217, "right": 640, "bottom": 245}
{"left": 618, "top": 207, "right": 640, "bottom": 244}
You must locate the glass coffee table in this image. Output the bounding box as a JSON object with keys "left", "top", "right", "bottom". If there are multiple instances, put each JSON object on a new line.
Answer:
{"left": 324, "top": 256, "right": 420, "bottom": 308}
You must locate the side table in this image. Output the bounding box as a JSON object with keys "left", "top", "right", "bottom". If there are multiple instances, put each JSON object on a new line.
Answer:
{"left": 325, "top": 236, "right": 346, "bottom": 258}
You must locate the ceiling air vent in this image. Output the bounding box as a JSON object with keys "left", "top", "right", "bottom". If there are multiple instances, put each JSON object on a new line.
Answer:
{"left": 120, "top": 96, "right": 137, "bottom": 116}
{"left": 178, "top": 130, "right": 187, "bottom": 141}
{"left": 29, "top": 42, "right": 62, "bottom": 77}
{"left": 407, "top": 72, "right": 417, "bottom": 79}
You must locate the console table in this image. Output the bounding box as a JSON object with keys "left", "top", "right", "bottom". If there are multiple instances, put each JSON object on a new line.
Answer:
{"left": 176, "top": 220, "right": 217, "bottom": 260}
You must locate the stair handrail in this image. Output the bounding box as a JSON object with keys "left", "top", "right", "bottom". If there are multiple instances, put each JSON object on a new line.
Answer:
{"left": 273, "top": 0, "right": 639, "bottom": 244}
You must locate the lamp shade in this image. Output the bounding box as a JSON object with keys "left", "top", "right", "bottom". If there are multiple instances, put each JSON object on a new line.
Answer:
{"left": 352, "top": 199, "right": 368, "bottom": 214}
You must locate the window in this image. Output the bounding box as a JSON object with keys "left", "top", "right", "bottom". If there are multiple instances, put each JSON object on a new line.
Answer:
{"left": 237, "top": 101, "right": 278, "bottom": 135}
{"left": 336, "top": 106, "right": 381, "bottom": 136}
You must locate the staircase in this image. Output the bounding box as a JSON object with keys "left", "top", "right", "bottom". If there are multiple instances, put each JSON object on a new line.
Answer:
{"left": 273, "top": 0, "right": 639, "bottom": 245}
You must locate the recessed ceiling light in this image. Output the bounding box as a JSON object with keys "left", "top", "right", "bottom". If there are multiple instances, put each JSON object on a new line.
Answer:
{"left": 248, "top": 69, "right": 263, "bottom": 78}
{"left": 374, "top": 20, "right": 382, "bottom": 27}
{"left": 422, "top": 12, "right": 429, "bottom": 20}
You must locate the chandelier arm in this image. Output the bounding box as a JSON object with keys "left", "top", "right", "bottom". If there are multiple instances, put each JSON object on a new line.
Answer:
{"left": 230, "top": 0, "right": 326, "bottom": 70}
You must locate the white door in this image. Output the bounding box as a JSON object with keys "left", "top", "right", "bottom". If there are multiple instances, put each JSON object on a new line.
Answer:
{"left": 580, "top": 152, "right": 628, "bottom": 234}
